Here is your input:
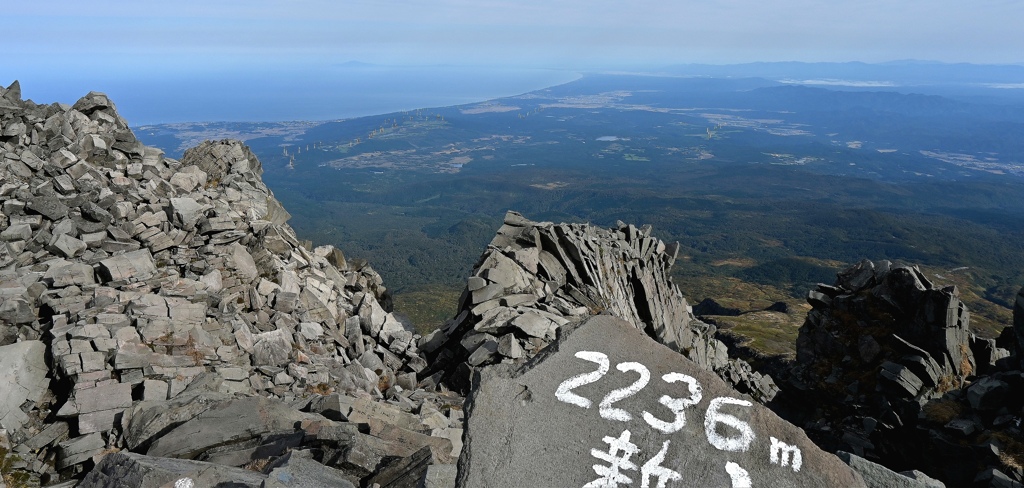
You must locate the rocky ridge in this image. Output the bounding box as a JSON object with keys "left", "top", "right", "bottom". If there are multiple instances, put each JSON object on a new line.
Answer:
{"left": 0, "top": 81, "right": 461, "bottom": 486}
{"left": 419, "top": 211, "right": 779, "bottom": 403}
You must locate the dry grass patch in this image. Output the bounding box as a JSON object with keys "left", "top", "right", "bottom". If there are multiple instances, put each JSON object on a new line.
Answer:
{"left": 922, "top": 399, "right": 963, "bottom": 424}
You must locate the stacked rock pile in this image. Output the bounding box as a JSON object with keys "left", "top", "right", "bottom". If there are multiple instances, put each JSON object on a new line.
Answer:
{"left": 0, "top": 82, "right": 461, "bottom": 486}
{"left": 788, "top": 259, "right": 1023, "bottom": 486}
{"left": 420, "top": 211, "right": 779, "bottom": 402}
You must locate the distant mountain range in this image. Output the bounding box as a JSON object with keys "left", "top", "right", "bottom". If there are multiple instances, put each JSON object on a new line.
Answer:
{"left": 661, "top": 60, "right": 1024, "bottom": 86}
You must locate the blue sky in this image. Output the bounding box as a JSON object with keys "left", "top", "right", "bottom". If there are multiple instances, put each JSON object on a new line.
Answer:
{"left": 4, "top": 0, "right": 1023, "bottom": 123}
{"left": 5, "top": 0, "right": 1023, "bottom": 73}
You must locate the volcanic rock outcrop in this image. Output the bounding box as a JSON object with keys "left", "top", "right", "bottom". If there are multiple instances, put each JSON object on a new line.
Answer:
{"left": 0, "top": 81, "right": 461, "bottom": 486}
{"left": 786, "top": 259, "right": 1023, "bottom": 486}
{"left": 420, "top": 211, "right": 779, "bottom": 403}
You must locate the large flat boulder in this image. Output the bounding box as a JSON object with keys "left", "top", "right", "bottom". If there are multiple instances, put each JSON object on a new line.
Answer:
{"left": 77, "top": 451, "right": 267, "bottom": 488}
{"left": 97, "top": 249, "right": 157, "bottom": 283}
{"left": 145, "top": 396, "right": 311, "bottom": 461}
{"left": 0, "top": 341, "right": 49, "bottom": 434}
{"left": 458, "top": 315, "right": 867, "bottom": 487}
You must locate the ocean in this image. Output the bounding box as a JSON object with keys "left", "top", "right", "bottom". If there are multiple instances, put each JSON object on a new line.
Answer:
{"left": 14, "top": 65, "right": 580, "bottom": 125}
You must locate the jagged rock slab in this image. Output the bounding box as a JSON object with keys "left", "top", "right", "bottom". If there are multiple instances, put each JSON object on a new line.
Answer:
{"left": 838, "top": 452, "right": 945, "bottom": 488}
{"left": 458, "top": 315, "right": 865, "bottom": 487}
{"left": 122, "top": 388, "right": 234, "bottom": 451}
{"left": 366, "top": 445, "right": 443, "bottom": 488}
{"left": 263, "top": 450, "right": 356, "bottom": 488}
{"left": 145, "top": 396, "right": 311, "bottom": 461}
{"left": 77, "top": 451, "right": 267, "bottom": 488}
{"left": 1014, "top": 285, "right": 1024, "bottom": 364}
{"left": 425, "top": 211, "right": 778, "bottom": 403}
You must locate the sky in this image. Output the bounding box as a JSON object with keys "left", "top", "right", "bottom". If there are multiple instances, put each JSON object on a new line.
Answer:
{"left": 3, "top": 0, "right": 1023, "bottom": 122}
{"left": 5, "top": 0, "right": 1023, "bottom": 72}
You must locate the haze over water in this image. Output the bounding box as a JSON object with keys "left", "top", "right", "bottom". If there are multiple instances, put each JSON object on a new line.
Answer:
{"left": 15, "top": 65, "right": 580, "bottom": 126}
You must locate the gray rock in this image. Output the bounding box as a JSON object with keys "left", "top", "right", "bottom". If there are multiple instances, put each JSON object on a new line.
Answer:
{"left": 22, "top": 421, "right": 68, "bottom": 453}
{"left": 366, "top": 445, "right": 439, "bottom": 488}
{"left": 467, "top": 276, "right": 486, "bottom": 291}
{"left": 497, "top": 333, "right": 524, "bottom": 359}
{"left": 359, "top": 294, "right": 388, "bottom": 337}
{"left": 81, "top": 202, "right": 113, "bottom": 225}
{"left": 146, "top": 396, "right": 310, "bottom": 460}
{"left": 966, "top": 377, "right": 1009, "bottom": 411}
{"left": 265, "top": 194, "right": 292, "bottom": 226}
{"left": 838, "top": 451, "right": 942, "bottom": 488}
{"left": 422, "top": 464, "right": 458, "bottom": 488}
{"left": 458, "top": 315, "right": 865, "bottom": 487}
{"left": 879, "top": 361, "right": 924, "bottom": 398}
{"left": 72, "top": 382, "right": 133, "bottom": 415}
{"left": 1015, "top": 286, "right": 1024, "bottom": 361}
{"left": 298, "top": 322, "right": 324, "bottom": 340}
{"left": 142, "top": 379, "right": 169, "bottom": 402}
{"left": 315, "top": 428, "right": 399, "bottom": 480}
{"left": 973, "top": 468, "right": 1022, "bottom": 488}
{"left": 3, "top": 79, "right": 22, "bottom": 100}
{"left": 44, "top": 261, "right": 96, "bottom": 287}
{"left": 347, "top": 397, "right": 426, "bottom": 433}
{"left": 122, "top": 389, "right": 233, "bottom": 451}
{"left": 0, "top": 222, "right": 32, "bottom": 241}
{"left": 57, "top": 432, "right": 105, "bottom": 469}
{"left": 97, "top": 248, "right": 157, "bottom": 282}
{"left": 466, "top": 338, "right": 498, "bottom": 366}
{"left": 791, "top": 259, "right": 979, "bottom": 468}
{"left": 0, "top": 294, "right": 36, "bottom": 326}
{"left": 0, "top": 341, "right": 49, "bottom": 433}
{"left": 169, "top": 197, "right": 205, "bottom": 231}
{"left": 169, "top": 167, "right": 207, "bottom": 192}
{"left": 78, "top": 451, "right": 267, "bottom": 488}
{"left": 837, "top": 259, "right": 877, "bottom": 291}
{"left": 899, "top": 470, "right": 947, "bottom": 488}
{"left": 253, "top": 329, "right": 294, "bottom": 367}
{"left": 509, "top": 310, "right": 551, "bottom": 338}
{"left": 26, "top": 194, "right": 69, "bottom": 220}
{"left": 231, "top": 242, "right": 259, "bottom": 282}
{"left": 48, "top": 233, "right": 87, "bottom": 258}
{"left": 944, "top": 418, "right": 977, "bottom": 437}
{"left": 262, "top": 449, "right": 356, "bottom": 488}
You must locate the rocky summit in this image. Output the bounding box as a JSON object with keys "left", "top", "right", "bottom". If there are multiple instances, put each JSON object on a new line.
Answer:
{"left": 0, "top": 82, "right": 459, "bottom": 487}
{"left": 0, "top": 81, "right": 1022, "bottom": 488}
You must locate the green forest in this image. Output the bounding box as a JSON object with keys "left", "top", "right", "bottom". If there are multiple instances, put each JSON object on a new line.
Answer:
{"left": 139, "top": 73, "right": 1024, "bottom": 350}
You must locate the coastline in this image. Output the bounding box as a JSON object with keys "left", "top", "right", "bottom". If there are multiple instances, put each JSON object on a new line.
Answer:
{"left": 17, "top": 66, "right": 583, "bottom": 126}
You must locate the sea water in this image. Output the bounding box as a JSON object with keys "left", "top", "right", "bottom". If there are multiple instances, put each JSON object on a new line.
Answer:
{"left": 14, "top": 65, "right": 580, "bottom": 125}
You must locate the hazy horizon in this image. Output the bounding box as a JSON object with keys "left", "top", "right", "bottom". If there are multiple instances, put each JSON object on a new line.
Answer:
{"left": 9, "top": 59, "right": 1024, "bottom": 126}
{"left": 7, "top": 1, "right": 1024, "bottom": 68}
{"left": 5, "top": 0, "right": 1024, "bottom": 123}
